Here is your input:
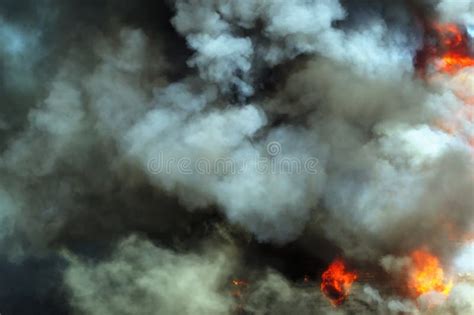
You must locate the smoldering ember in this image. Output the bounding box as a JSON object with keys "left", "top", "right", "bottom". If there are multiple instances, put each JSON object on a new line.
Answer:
{"left": 0, "top": 1, "right": 473, "bottom": 314}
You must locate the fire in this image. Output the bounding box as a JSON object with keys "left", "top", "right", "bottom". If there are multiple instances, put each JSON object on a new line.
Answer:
{"left": 231, "top": 279, "right": 249, "bottom": 313}
{"left": 232, "top": 279, "right": 248, "bottom": 287}
{"left": 415, "top": 22, "right": 474, "bottom": 150}
{"left": 415, "top": 22, "right": 474, "bottom": 76}
{"left": 321, "top": 259, "right": 358, "bottom": 306}
{"left": 407, "top": 249, "right": 453, "bottom": 297}
{"left": 433, "top": 23, "right": 474, "bottom": 74}
{"left": 231, "top": 279, "right": 248, "bottom": 299}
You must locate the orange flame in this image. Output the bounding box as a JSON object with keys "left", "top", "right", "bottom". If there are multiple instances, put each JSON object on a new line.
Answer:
{"left": 416, "top": 23, "right": 474, "bottom": 151}
{"left": 433, "top": 23, "right": 474, "bottom": 74}
{"left": 407, "top": 249, "right": 453, "bottom": 297}
{"left": 321, "top": 259, "right": 358, "bottom": 306}
{"left": 415, "top": 23, "right": 474, "bottom": 76}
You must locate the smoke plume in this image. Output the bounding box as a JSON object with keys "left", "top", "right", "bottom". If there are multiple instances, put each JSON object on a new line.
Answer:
{"left": 0, "top": 0, "right": 473, "bottom": 314}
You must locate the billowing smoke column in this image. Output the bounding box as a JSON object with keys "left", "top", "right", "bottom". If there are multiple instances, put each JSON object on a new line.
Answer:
{"left": 0, "top": 0, "right": 473, "bottom": 314}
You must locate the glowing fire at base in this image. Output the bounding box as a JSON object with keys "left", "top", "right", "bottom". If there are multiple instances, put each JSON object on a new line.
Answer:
{"left": 321, "top": 259, "right": 358, "bottom": 306}
{"left": 408, "top": 249, "right": 453, "bottom": 297}
{"left": 231, "top": 279, "right": 249, "bottom": 314}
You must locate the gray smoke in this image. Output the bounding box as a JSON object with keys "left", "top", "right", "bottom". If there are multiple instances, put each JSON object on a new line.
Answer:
{"left": 0, "top": 0, "right": 473, "bottom": 314}
{"left": 64, "top": 235, "right": 237, "bottom": 315}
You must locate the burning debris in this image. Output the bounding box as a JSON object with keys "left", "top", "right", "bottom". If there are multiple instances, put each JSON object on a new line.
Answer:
{"left": 231, "top": 279, "right": 249, "bottom": 300}
{"left": 320, "top": 259, "right": 358, "bottom": 306}
{"left": 230, "top": 279, "right": 249, "bottom": 314}
{"left": 407, "top": 249, "right": 453, "bottom": 297}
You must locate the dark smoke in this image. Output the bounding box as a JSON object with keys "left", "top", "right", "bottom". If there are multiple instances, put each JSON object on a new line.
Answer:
{"left": 0, "top": 0, "right": 473, "bottom": 314}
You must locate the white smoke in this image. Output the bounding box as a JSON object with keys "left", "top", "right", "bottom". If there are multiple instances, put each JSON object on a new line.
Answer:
{"left": 435, "top": 0, "right": 474, "bottom": 25}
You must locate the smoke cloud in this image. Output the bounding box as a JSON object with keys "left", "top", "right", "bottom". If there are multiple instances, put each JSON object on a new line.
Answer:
{"left": 0, "top": 0, "right": 472, "bottom": 314}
